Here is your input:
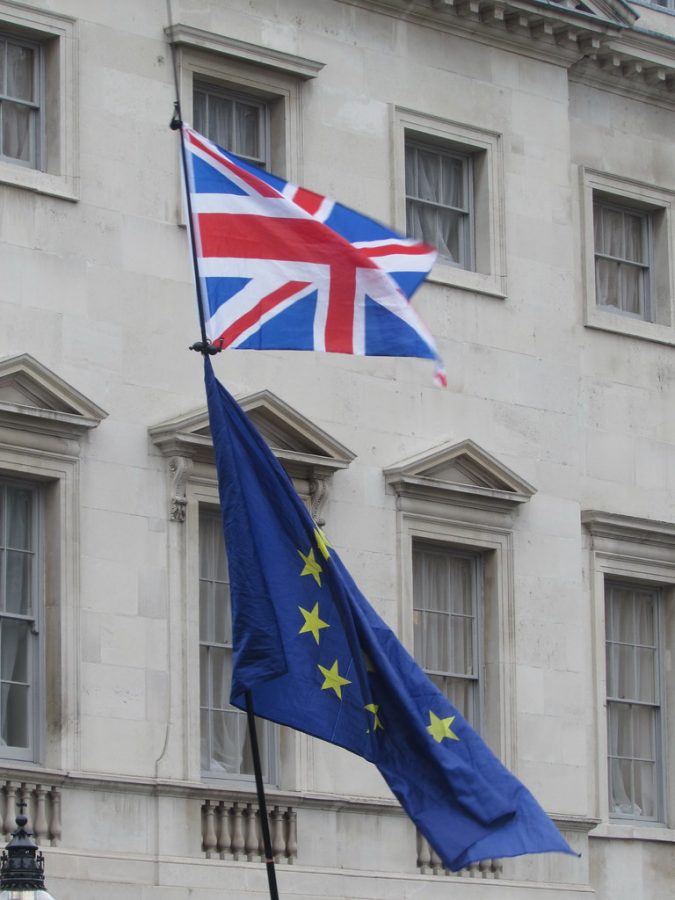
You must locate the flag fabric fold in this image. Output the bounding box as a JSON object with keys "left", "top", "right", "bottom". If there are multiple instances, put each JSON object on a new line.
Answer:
{"left": 182, "top": 125, "right": 446, "bottom": 384}
{"left": 204, "top": 357, "right": 576, "bottom": 871}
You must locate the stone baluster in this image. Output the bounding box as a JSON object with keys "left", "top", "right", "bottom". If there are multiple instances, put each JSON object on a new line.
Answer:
{"left": 267, "top": 806, "right": 282, "bottom": 862}
{"left": 416, "top": 832, "right": 430, "bottom": 873}
{"left": 429, "top": 845, "right": 444, "bottom": 876}
{"left": 34, "top": 786, "right": 48, "bottom": 843}
{"left": 490, "top": 858, "right": 503, "bottom": 878}
{"left": 244, "top": 803, "right": 258, "bottom": 860}
{"left": 49, "top": 787, "right": 62, "bottom": 846}
{"left": 202, "top": 800, "right": 217, "bottom": 857}
{"left": 216, "top": 802, "right": 230, "bottom": 858}
{"left": 286, "top": 808, "right": 297, "bottom": 864}
{"left": 18, "top": 784, "right": 32, "bottom": 831}
{"left": 231, "top": 802, "right": 245, "bottom": 860}
{"left": 3, "top": 783, "right": 17, "bottom": 836}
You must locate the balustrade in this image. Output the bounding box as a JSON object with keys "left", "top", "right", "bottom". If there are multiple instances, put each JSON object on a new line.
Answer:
{"left": 416, "top": 832, "right": 502, "bottom": 878}
{"left": 1, "top": 780, "right": 61, "bottom": 845}
{"left": 201, "top": 799, "right": 297, "bottom": 864}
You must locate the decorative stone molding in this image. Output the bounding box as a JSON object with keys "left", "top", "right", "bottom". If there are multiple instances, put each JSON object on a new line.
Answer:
{"left": 165, "top": 24, "right": 325, "bottom": 79}
{"left": 1, "top": 780, "right": 62, "bottom": 847}
{"left": 384, "top": 438, "right": 536, "bottom": 519}
{"left": 149, "top": 390, "right": 355, "bottom": 523}
{"left": 0, "top": 354, "right": 107, "bottom": 441}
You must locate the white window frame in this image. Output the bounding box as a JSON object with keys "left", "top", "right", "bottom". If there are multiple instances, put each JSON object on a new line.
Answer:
{"left": 583, "top": 511, "right": 675, "bottom": 839}
{"left": 193, "top": 80, "right": 270, "bottom": 169}
{"left": 0, "top": 32, "right": 41, "bottom": 169}
{"left": 392, "top": 107, "right": 506, "bottom": 300}
{"left": 581, "top": 169, "right": 675, "bottom": 346}
{"left": 0, "top": 3, "right": 77, "bottom": 200}
{"left": 593, "top": 199, "right": 653, "bottom": 322}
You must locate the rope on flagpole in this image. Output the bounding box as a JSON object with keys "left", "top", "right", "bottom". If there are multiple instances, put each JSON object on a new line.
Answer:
{"left": 165, "top": 0, "right": 221, "bottom": 357}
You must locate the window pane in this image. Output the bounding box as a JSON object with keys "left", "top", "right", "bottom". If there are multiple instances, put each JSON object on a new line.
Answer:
{"left": 634, "top": 761, "right": 658, "bottom": 819}
{"left": 440, "top": 156, "right": 464, "bottom": 209}
{"left": 1, "top": 682, "right": 28, "bottom": 748}
{"left": 193, "top": 89, "right": 206, "bottom": 135}
{"left": 6, "top": 43, "right": 34, "bottom": 102}
{"left": 619, "top": 264, "right": 643, "bottom": 316}
{"left": 208, "top": 93, "right": 234, "bottom": 150}
{"left": 0, "top": 40, "right": 5, "bottom": 95}
{"left": 199, "top": 645, "right": 208, "bottom": 705}
{"left": 595, "top": 256, "right": 620, "bottom": 308}
{"left": 415, "top": 148, "right": 441, "bottom": 203}
{"left": 452, "top": 614, "right": 474, "bottom": 676}
{"left": 6, "top": 487, "right": 32, "bottom": 550}
{"left": 210, "top": 646, "right": 229, "bottom": 710}
{"left": 2, "top": 100, "right": 33, "bottom": 162}
{"left": 213, "top": 587, "right": 232, "bottom": 646}
{"left": 609, "top": 756, "right": 635, "bottom": 815}
{"left": 636, "top": 594, "right": 656, "bottom": 645}
{"left": 199, "top": 579, "right": 211, "bottom": 642}
{"left": 436, "top": 208, "right": 464, "bottom": 265}
{"left": 623, "top": 212, "right": 645, "bottom": 264}
{"left": 5, "top": 551, "right": 32, "bottom": 615}
{"left": 635, "top": 648, "right": 656, "bottom": 703}
{"left": 235, "top": 101, "right": 261, "bottom": 160}
{"left": 1, "top": 619, "right": 28, "bottom": 683}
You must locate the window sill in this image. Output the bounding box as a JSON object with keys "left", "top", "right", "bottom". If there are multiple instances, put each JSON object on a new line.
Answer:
{"left": 590, "top": 821, "right": 675, "bottom": 843}
{"left": 0, "top": 161, "right": 77, "bottom": 202}
{"left": 427, "top": 262, "right": 506, "bottom": 299}
{"left": 585, "top": 306, "right": 675, "bottom": 346}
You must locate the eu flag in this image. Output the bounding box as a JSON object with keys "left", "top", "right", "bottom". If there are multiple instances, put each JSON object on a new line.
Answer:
{"left": 204, "top": 357, "right": 575, "bottom": 871}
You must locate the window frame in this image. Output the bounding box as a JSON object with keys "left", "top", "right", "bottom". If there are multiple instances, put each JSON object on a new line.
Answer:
{"left": 581, "top": 169, "right": 675, "bottom": 346}
{"left": 0, "top": 476, "right": 42, "bottom": 762}
{"left": 412, "top": 541, "right": 483, "bottom": 730}
{"left": 0, "top": 32, "right": 42, "bottom": 170}
{"left": 583, "top": 511, "right": 675, "bottom": 836}
{"left": 604, "top": 580, "right": 665, "bottom": 823}
{"left": 593, "top": 199, "right": 653, "bottom": 322}
{"left": 405, "top": 137, "right": 475, "bottom": 271}
{"left": 0, "top": 4, "right": 77, "bottom": 200}
{"left": 392, "top": 107, "right": 506, "bottom": 299}
{"left": 193, "top": 79, "right": 270, "bottom": 169}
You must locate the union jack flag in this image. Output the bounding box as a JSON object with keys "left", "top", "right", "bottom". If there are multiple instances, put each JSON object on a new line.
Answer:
{"left": 182, "top": 125, "right": 445, "bottom": 383}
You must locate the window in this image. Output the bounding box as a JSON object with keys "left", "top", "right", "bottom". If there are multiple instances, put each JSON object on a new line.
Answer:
{"left": 393, "top": 109, "right": 505, "bottom": 298}
{"left": 583, "top": 510, "right": 675, "bottom": 831}
{"left": 199, "top": 508, "right": 274, "bottom": 780}
{"left": 0, "top": 479, "right": 40, "bottom": 760}
{"left": 594, "top": 201, "right": 651, "bottom": 320}
{"left": 581, "top": 170, "right": 675, "bottom": 345}
{"left": 0, "top": 5, "right": 77, "bottom": 198}
{"left": 194, "top": 81, "right": 268, "bottom": 168}
{"left": 605, "top": 582, "right": 663, "bottom": 821}
{"left": 413, "top": 544, "right": 481, "bottom": 728}
{"left": 0, "top": 34, "right": 39, "bottom": 167}
{"left": 643, "top": 0, "right": 675, "bottom": 8}
{"left": 405, "top": 140, "right": 473, "bottom": 269}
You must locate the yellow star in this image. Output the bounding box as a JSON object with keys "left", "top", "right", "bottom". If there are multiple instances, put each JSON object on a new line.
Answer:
{"left": 427, "top": 710, "right": 460, "bottom": 743}
{"left": 318, "top": 660, "right": 351, "bottom": 699}
{"left": 298, "top": 602, "right": 330, "bottom": 644}
{"left": 314, "top": 527, "right": 331, "bottom": 560}
{"left": 365, "top": 703, "right": 383, "bottom": 732}
{"left": 298, "top": 547, "right": 322, "bottom": 586}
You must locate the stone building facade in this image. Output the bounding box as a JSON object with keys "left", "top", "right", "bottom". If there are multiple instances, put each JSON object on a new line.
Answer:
{"left": 0, "top": 0, "right": 674, "bottom": 897}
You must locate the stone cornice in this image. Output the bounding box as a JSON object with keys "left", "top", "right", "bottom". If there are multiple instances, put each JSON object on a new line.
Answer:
{"left": 339, "top": 0, "right": 675, "bottom": 101}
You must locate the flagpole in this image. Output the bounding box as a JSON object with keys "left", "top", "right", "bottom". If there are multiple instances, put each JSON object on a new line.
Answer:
{"left": 166, "top": 0, "right": 218, "bottom": 355}
{"left": 245, "top": 690, "right": 281, "bottom": 900}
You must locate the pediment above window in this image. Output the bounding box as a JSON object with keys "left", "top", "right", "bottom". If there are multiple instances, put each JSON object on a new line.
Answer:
{"left": 384, "top": 439, "right": 536, "bottom": 514}
{"left": 149, "top": 390, "right": 355, "bottom": 522}
{"left": 0, "top": 353, "right": 107, "bottom": 440}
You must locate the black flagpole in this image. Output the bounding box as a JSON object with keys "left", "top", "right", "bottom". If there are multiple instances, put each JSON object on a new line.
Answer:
{"left": 165, "top": 4, "right": 281, "bottom": 897}
{"left": 245, "top": 691, "right": 281, "bottom": 900}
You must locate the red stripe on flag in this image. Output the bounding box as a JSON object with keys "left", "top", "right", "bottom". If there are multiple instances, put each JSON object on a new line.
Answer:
{"left": 216, "top": 280, "right": 312, "bottom": 348}
{"left": 186, "top": 131, "right": 279, "bottom": 199}
{"left": 361, "top": 242, "right": 435, "bottom": 258}
{"left": 292, "top": 187, "right": 325, "bottom": 216}
{"left": 324, "top": 263, "right": 356, "bottom": 353}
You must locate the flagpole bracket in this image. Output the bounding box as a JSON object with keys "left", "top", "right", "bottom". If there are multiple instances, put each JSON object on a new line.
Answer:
{"left": 190, "top": 340, "right": 222, "bottom": 356}
{"left": 170, "top": 102, "right": 182, "bottom": 131}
